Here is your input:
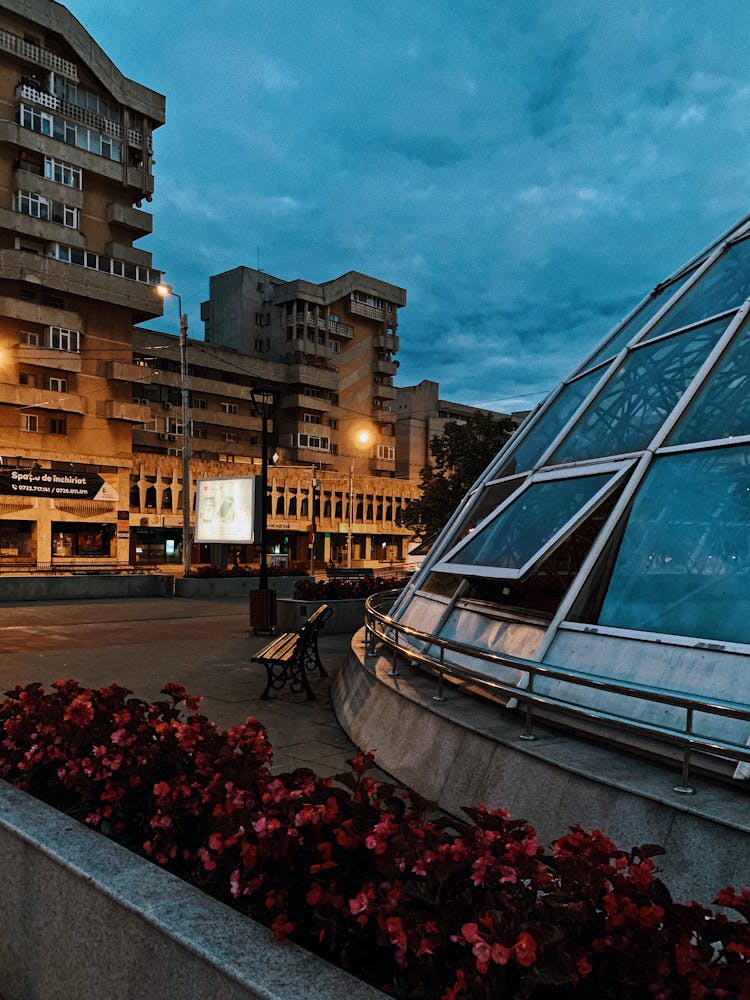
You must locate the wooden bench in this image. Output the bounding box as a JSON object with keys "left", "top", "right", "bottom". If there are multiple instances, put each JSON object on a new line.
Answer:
{"left": 326, "top": 567, "right": 374, "bottom": 580}
{"left": 252, "top": 604, "right": 333, "bottom": 701}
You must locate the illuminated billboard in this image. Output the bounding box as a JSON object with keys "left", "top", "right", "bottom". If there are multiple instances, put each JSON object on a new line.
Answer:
{"left": 194, "top": 476, "right": 258, "bottom": 544}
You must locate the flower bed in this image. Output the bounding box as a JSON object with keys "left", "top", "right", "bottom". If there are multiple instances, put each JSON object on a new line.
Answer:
{"left": 188, "top": 563, "right": 310, "bottom": 579}
{"left": 292, "top": 575, "right": 406, "bottom": 601}
{"left": 1, "top": 680, "right": 749, "bottom": 999}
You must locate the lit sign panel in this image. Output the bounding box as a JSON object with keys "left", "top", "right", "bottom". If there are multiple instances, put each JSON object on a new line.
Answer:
{"left": 194, "top": 476, "right": 257, "bottom": 544}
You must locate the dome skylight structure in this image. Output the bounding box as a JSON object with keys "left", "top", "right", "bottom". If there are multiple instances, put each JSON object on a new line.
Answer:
{"left": 391, "top": 215, "right": 750, "bottom": 766}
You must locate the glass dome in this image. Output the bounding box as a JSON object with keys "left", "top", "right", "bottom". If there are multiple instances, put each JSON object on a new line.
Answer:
{"left": 391, "top": 215, "right": 750, "bottom": 754}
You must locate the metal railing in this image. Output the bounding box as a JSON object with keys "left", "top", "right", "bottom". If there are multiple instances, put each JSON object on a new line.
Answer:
{"left": 0, "top": 561, "right": 157, "bottom": 575}
{"left": 364, "top": 592, "right": 750, "bottom": 795}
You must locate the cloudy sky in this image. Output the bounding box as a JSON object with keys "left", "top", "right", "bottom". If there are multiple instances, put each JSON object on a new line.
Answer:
{"left": 67, "top": 0, "right": 750, "bottom": 412}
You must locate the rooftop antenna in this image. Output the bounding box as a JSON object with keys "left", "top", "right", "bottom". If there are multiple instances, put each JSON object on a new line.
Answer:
{"left": 257, "top": 245, "right": 261, "bottom": 271}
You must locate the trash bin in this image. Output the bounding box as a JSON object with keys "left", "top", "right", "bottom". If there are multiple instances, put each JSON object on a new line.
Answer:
{"left": 249, "top": 588, "right": 277, "bottom": 634}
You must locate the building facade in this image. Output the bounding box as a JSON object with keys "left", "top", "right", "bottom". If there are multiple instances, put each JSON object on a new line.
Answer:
{"left": 202, "top": 267, "right": 404, "bottom": 478}
{"left": 395, "top": 379, "right": 521, "bottom": 481}
{"left": 128, "top": 327, "right": 419, "bottom": 569}
{"left": 0, "top": 0, "right": 164, "bottom": 566}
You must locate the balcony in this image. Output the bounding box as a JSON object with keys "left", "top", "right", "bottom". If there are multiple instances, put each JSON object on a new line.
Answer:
{"left": 374, "top": 332, "right": 400, "bottom": 352}
{"left": 374, "top": 382, "right": 397, "bottom": 401}
{"left": 0, "top": 250, "right": 163, "bottom": 322}
{"left": 329, "top": 319, "right": 354, "bottom": 339}
{"left": 0, "top": 206, "right": 86, "bottom": 248}
{"left": 279, "top": 392, "right": 329, "bottom": 412}
{"left": 0, "top": 381, "right": 86, "bottom": 413}
{"left": 154, "top": 370, "right": 252, "bottom": 402}
{"left": 374, "top": 357, "right": 399, "bottom": 377}
{"left": 0, "top": 29, "right": 78, "bottom": 80}
{"left": 97, "top": 399, "right": 151, "bottom": 423}
{"left": 104, "top": 360, "right": 152, "bottom": 385}
{"left": 285, "top": 363, "right": 339, "bottom": 389}
{"left": 107, "top": 203, "right": 152, "bottom": 238}
{"left": 17, "top": 344, "right": 82, "bottom": 373}
{"left": 13, "top": 167, "right": 84, "bottom": 208}
{"left": 347, "top": 299, "right": 385, "bottom": 322}
{"left": 0, "top": 296, "right": 83, "bottom": 330}
{"left": 0, "top": 121, "right": 155, "bottom": 199}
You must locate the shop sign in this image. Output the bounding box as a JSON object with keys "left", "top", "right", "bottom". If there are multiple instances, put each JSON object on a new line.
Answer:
{"left": 0, "top": 469, "right": 118, "bottom": 501}
{"left": 194, "top": 476, "right": 257, "bottom": 544}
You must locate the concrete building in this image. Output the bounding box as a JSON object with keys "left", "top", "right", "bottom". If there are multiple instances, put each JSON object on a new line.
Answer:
{"left": 201, "top": 267, "right": 404, "bottom": 478}
{"left": 395, "top": 379, "right": 518, "bottom": 481}
{"left": 0, "top": 0, "right": 164, "bottom": 565}
{"left": 127, "top": 326, "right": 420, "bottom": 569}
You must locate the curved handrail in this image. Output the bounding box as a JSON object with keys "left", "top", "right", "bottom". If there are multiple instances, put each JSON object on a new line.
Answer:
{"left": 363, "top": 592, "right": 750, "bottom": 794}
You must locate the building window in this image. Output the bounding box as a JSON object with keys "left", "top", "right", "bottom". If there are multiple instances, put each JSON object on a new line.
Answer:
{"left": 20, "top": 104, "right": 121, "bottom": 161}
{"left": 50, "top": 244, "right": 162, "bottom": 286}
{"left": 19, "top": 330, "right": 40, "bottom": 346}
{"left": 49, "top": 327, "right": 80, "bottom": 352}
{"left": 49, "top": 418, "right": 67, "bottom": 435}
{"left": 254, "top": 337, "right": 265, "bottom": 352}
{"left": 296, "top": 433, "right": 330, "bottom": 452}
{"left": 49, "top": 377, "right": 68, "bottom": 392}
{"left": 22, "top": 413, "right": 38, "bottom": 432}
{"left": 193, "top": 397, "right": 207, "bottom": 409}
{"left": 256, "top": 281, "right": 264, "bottom": 292}
{"left": 329, "top": 418, "right": 338, "bottom": 430}
{"left": 224, "top": 432, "right": 239, "bottom": 443}
{"left": 303, "top": 412, "right": 321, "bottom": 424}
{"left": 331, "top": 341, "right": 339, "bottom": 353}
{"left": 377, "top": 444, "right": 396, "bottom": 461}
{"left": 221, "top": 402, "right": 239, "bottom": 415}
{"left": 44, "top": 156, "right": 83, "bottom": 189}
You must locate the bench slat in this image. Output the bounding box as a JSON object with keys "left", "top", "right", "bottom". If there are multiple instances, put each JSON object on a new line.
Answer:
{"left": 252, "top": 604, "right": 331, "bottom": 701}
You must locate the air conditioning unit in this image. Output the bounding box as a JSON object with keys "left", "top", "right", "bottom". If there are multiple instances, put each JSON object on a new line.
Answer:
{"left": 162, "top": 402, "right": 172, "bottom": 410}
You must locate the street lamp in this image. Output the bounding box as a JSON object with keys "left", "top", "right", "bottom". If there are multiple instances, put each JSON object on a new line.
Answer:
{"left": 156, "top": 283, "right": 191, "bottom": 576}
{"left": 346, "top": 428, "right": 372, "bottom": 568}
{"left": 250, "top": 385, "right": 279, "bottom": 591}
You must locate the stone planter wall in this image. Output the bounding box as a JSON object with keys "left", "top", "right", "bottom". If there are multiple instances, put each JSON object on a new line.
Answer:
{"left": 175, "top": 576, "right": 307, "bottom": 600}
{"left": 0, "top": 574, "right": 174, "bottom": 603}
{"left": 0, "top": 779, "right": 384, "bottom": 1000}
{"left": 276, "top": 598, "right": 367, "bottom": 634}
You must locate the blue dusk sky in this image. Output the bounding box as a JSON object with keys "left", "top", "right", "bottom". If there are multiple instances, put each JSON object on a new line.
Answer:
{"left": 66, "top": 0, "right": 750, "bottom": 412}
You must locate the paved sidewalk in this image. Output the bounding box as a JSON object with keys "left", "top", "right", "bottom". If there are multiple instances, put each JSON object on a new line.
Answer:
{"left": 0, "top": 596, "right": 377, "bottom": 780}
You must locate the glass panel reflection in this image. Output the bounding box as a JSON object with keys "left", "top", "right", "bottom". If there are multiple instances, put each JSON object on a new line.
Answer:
{"left": 670, "top": 323, "right": 750, "bottom": 445}
{"left": 446, "top": 472, "right": 612, "bottom": 571}
{"left": 551, "top": 317, "right": 728, "bottom": 464}
{"left": 596, "top": 446, "right": 750, "bottom": 643}
{"left": 645, "top": 237, "right": 750, "bottom": 341}
{"left": 581, "top": 276, "right": 690, "bottom": 372}
{"left": 497, "top": 369, "right": 601, "bottom": 477}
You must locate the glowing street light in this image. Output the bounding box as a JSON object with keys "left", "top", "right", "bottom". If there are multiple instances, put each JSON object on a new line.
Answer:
{"left": 347, "top": 427, "right": 372, "bottom": 568}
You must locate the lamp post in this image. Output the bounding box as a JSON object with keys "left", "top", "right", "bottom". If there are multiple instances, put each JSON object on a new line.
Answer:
{"left": 346, "top": 428, "right": 373, "bottom": 568}
{"left": 157, "top": 283, "right": 191, "bottom": 576}
{"left": 310, "top": 465, "right": 320, "bottom": 575}
{"left": 250, "top": 386, "right": 278, "bottom": 591}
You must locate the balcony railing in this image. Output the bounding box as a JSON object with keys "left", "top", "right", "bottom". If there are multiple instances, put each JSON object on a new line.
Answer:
{"left": 348, "top": 299, "right": 384, "bottom": 322}
{"left": 329, "top": 319, "right": 354, "bottom": 339}
{"left": 0, "top": 29, "right": 77, "bottom": 80}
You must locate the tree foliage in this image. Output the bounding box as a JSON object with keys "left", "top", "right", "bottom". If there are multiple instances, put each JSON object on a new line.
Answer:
{"left": 400, "top": 411, "right": 514, "bottom": 540}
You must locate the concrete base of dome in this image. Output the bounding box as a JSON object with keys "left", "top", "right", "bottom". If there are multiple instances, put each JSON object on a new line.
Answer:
{"left": 333, "top": 629, "right": 750, "bottom": 906}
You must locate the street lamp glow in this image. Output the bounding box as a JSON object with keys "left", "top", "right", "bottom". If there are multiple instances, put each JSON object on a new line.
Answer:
{"left": 156, "top": 282, "right": 172, "bottom": 299}
{"left": 356, "top": 429, "right": 372, "bottom": 447}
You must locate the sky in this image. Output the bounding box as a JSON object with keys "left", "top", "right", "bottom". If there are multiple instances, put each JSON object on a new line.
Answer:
{"left": 65, "top": 0, "right": 750, "bottom": 413}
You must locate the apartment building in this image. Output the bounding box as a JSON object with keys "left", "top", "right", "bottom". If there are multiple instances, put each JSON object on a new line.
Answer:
{"left": 202, "top": 267, "right": 404, "bottom": 479}
{"left": 395, "top": 379, "right": 525, "bottom": 481}
{"left": 128, "top": 327, "right": 420, "bottom": 568}
{"left": 0, "top": 0, "right": 164, "bottom": 566}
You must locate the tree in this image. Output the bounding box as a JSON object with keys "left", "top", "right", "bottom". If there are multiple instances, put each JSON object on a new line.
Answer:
{"left": 400, "top": 411, "right": 514, "bottom": 540}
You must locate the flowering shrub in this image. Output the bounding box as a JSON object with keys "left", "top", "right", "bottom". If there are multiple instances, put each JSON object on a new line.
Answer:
{"left": 292, "top": 575, "right": 407, "bottom": 600}
{"left": 1, "top": 680, "right": 749, "bottom": 999}
{"left": 188, "top": 563, "right": 310, "bottom": 578}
